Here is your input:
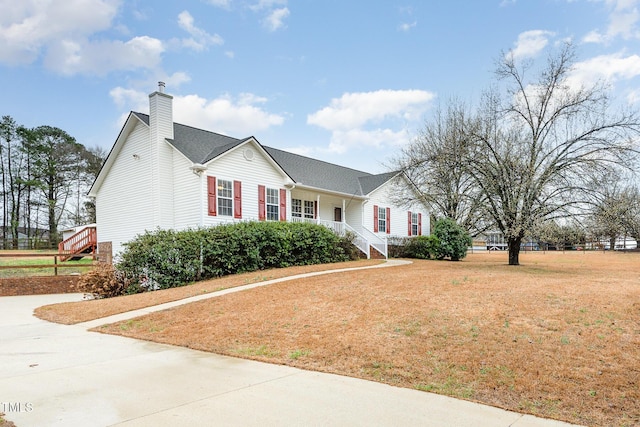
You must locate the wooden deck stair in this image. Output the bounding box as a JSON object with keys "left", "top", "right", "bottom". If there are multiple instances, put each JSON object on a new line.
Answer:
{"left": 58, "top": 226, "right": 97, "bottom": 261}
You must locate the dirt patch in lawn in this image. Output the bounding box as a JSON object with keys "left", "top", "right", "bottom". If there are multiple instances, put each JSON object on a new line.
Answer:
{"left": 93, "top": 252, "right": 640, "bottom": 426}
{"left": 34, "top": 259, "right": 383, "bottom": 324}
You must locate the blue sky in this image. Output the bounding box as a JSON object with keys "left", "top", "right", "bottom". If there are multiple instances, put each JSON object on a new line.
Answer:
{"left": 1, "top": 0, "right": 640, "bottom": 173}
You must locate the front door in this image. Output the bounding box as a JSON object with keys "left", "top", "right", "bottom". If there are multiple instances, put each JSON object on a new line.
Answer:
{"left": 334, "top": 207, "right": 342, "bottom": 222}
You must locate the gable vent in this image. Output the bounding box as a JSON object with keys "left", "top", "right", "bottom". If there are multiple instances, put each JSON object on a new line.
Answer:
{"left": 244, "top": 148, "right": 254, "bottom": 161}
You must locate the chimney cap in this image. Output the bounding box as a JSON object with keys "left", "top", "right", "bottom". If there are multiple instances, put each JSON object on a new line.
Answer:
{"left": 158, "top": 81, "right": 166, "bottom": 93}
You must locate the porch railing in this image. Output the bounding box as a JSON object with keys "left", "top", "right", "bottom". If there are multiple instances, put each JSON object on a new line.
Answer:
{"left": 290, "top": 216, "right": 387, "bottom": 259}
{"left": 359, "top": 226, "right": 388, "bottom": 258}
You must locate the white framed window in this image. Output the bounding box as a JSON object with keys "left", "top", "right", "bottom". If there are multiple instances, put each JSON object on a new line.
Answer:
{"left": 266, "top": 188, "right": 279, "bottom": 221}
{"left": 304, "top": 200, "right": 315, "bottom": 219}
{"left": 378, "top": 206, "right": 387, "bottom": 233}
{"left": 411, "top": 212, "right": 419, "bottom": 236}
{"left": 217, "top": 179, "right": 233, "bottom": 216}
{"left": 292, "top": 199, "right": 302, "bottom": 217}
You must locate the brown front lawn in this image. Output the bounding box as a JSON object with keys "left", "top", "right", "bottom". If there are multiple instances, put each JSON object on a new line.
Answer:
{"left": 65, "top": 252, "right": 640, "bottom": 425}
{"left": 34, "top": 259, "right": 383, "bottom": 324}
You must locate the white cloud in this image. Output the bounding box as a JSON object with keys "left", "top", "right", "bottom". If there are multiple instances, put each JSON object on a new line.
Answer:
{"left": 583, "top": 0, "right": 640, "bottom": 43}
{"left": 110, "top": 87, "right": 285, "bottom": 136}
{"left": 110, "top": 86, "right": 146, "bottom": 109}
{"left": 177, "top": 10, "right": 224, "bottom": 51}
{"left": 250, "top": 0, "right": 287, "bottom": 12}
{"left": 327, "top": 128, "right": 409, "bottom": 154}
{"left": 45, "top": 35, "right": 164, "bottom": 76}
{"left": 0, "top": 0, "right": 120, "bottom": 65}
{"left": 205, "top": 0, "right": 232, "bottom": 9}
{"left": 568, "top": 52, "right": 640, "bottom": 88}
{"left": 308, "top": 89, "right": 435, "bottom": 130}
{"left": 627, "top": 88, "right": 640, "bottom": 104}
{"left": 307, "top": 89, "right": 435, "bottom": 153}
{"left": 249, "top": 0, "right": 289, "bottom": 32}
{"left": 398, "top": 21, "right": 417, "bottom": 32}
{"left": 174, "top": 92, "right": 284, "bottom": 136}
{"left": 509, "top": 30, "right": 555, "bottom": 60}
{"left": 264, "top": 7, "right": 290, "bottom": 31}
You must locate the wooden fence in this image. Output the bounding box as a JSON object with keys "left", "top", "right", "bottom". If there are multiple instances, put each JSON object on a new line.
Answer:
{"left": 0, "top": 252, "right": 96, "bottom": 276}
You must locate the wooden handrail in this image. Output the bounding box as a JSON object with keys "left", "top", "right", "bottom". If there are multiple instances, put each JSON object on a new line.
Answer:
{"left": 58, "top": 227, "right": 97, "bottom": 261}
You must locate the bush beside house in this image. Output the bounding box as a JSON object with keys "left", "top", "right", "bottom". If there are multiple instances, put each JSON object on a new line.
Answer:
{"left": 78, "top": 221, "right": 358, "bottom": 298}
{"left": 390, "top": 219, "right": 471, "bottom": 261}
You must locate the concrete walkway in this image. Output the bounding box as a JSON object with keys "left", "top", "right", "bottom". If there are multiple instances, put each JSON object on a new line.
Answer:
{"left": 0, "top": 261, "right": 581, "bottom": 427}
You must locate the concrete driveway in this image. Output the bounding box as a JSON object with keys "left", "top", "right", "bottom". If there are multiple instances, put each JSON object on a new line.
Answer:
{"left": 0, "top": 293, "right": 581, "bottom": 427}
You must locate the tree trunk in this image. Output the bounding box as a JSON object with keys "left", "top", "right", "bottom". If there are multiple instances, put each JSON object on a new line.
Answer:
{"left": 609, "top": 236, "right": 616, "bottom": 251}
{"left": 507, "top": 236, "right": 522, "bottom": 266}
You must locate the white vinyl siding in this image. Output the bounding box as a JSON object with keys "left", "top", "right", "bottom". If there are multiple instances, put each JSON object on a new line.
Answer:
{"left": 364, "top": 176, "right": 430, "bottom": 237}
{"left": 95, "top": 121, "right": 154, "bottom": 256}
{"left": 172, "top": 152, "right": 200, "bottom": 227}
{"left": 201, "top": 143, "right": 287, "bottom": 227}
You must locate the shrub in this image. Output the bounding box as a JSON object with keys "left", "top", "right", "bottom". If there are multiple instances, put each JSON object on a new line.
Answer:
{"left": 76, "top": 262, "right": 128, "bottom": 298}
{"left": 115, "top": 221, "right": 358, "bottom": 292}
{"left": 433, "top": 218, "right": 472, "bottom": 261}
{"left": 387, "top": 236, "right": 410, "bottom": 258}
{"left": 405, "top": 235, "right": 441, "bottom": 259}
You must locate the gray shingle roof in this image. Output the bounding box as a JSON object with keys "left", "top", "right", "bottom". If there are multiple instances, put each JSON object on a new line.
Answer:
{"left": 133, "top": 112, "right": 397, "bottom": 197}
{"left": 358, "top": 171, "right": 400, "bottom": 194}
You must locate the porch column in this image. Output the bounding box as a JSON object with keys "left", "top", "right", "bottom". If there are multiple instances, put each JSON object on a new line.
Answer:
{"left": 316, "top": 194, "right": 320, "bottom": 223}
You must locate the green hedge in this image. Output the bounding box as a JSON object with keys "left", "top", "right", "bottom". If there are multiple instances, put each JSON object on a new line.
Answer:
{"left": 389, "top": 219, "right": 471, "bottom": 261}
{"left": 117, "top": 221, "right": 358, "bottom": 292}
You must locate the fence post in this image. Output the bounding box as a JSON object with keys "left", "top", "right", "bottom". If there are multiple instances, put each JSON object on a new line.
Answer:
{"left": 54, "top": 255, "right": 58, "bottom": 276}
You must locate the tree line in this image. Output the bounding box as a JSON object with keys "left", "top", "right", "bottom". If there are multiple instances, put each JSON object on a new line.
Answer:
{"left": 0, "top": 116, "right": 105, "bottom": 249}
{"left": 393, "top": 43, "right": 640, "bottom": 265}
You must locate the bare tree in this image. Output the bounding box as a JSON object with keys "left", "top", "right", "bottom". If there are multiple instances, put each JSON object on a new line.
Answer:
{"left": 391, "top": 100, "right": 490, "bottom": 236}
{"left": 394, "top": 44, "right": 640, "bottom": 265}
{"left": 586, "top": 175, "right": 640, "bottom": 249}
{"left": 466, "top": 44, "right": 640, "bottom": 264}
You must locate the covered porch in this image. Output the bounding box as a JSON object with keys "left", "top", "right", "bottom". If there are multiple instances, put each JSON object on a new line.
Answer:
{"left": 289, "top": 189, "right": 387, "bottom": 258}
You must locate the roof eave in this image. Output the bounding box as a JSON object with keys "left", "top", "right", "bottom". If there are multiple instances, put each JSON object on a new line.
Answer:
{"left": 88, "top": 112, "right": 148, "bottom": 197}
{"left": 292, "top": 183, "right": 368, "bottom": 200}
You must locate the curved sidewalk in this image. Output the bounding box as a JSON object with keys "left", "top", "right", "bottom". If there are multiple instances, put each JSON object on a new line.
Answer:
{"left": 0, "top": 260, "right": 581, "bottom": 427}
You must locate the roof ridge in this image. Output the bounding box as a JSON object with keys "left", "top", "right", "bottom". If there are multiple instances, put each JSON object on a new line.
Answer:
{"left": 132, "top": 112, "right": 246, "bottom": 142}
{"left": 263, "top": 145, "right": 372, "bottom": 177}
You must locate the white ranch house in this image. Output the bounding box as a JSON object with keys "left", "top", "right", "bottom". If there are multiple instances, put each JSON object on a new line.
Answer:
{"left": 88, "top": 83, "right": 429, "bottom": 258}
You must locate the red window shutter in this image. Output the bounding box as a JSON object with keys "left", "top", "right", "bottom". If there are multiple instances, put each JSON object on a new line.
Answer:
{"left": 233, "top": 180, "right": 242, "bottom": 219}
{"left": 408, "top": 211, "right": 412, "bottom": 236}
{"left": 258, "top": 185, "right": 266, "bottom": 221}
{"left": 418, "top": 213, "right": 422, "bottom": 235}
{"left": 386, "top": 207, "right": 391, "bottom": 234}
{"left": 279, "top": 189, "right": 287, "bottom": 221}
{"left": 373, "top": 205, "right": 379, "bottom": 232}
{"left": 207, "top": 176, "right": 217, "bottom": 216}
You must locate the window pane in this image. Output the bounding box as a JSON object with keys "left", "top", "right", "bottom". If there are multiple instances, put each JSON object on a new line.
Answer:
{"left": 217, "top": 180, "right": 233, "bottom": 216}
{"left": 219, "top": 198, "right": 232, "bottom": 216}
{"left": 411, "top": 213, "right": 418, "bottom": 235}
{"left": 266, "top": 188, "right": 278, "bottom": 205}
{"left": 267, "top": 204, "right": 279, "bottom": 221}
{"left": 266, "top": 188, "right": 279, "bottom": 220}
{"left": 378, "top": 207, "right": 386, "bottom": 233}
{"left": 292, "top": 199, "right": 302, "bottom": 217}
{"left": 304, "top": 200, "right": 314, "bottom": 218}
